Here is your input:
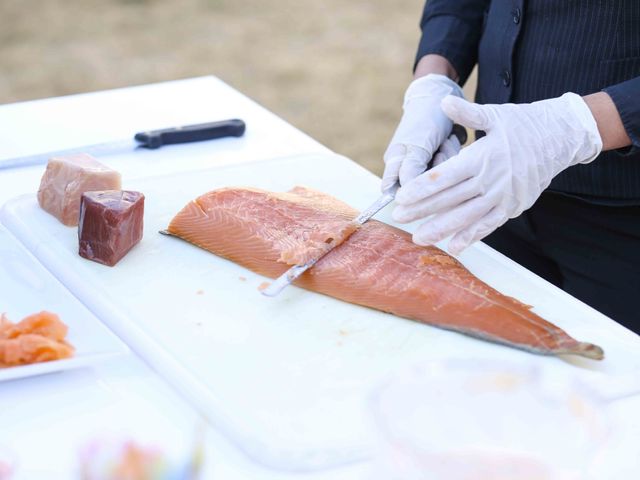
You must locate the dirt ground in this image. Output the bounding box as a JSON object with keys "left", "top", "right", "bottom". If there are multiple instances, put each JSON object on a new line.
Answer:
{"left": 0, "top": 0, "right": 476, "bottom": 175}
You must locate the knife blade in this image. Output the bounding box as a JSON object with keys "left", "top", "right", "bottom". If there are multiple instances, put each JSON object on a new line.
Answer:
{"left": 260, "top": 182, "right": 400, "bottom": 297}
{"left": 0, "top": 118, "right": 246, "bottom": 170}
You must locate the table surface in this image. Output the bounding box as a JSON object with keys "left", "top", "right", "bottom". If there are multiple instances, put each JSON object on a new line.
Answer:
{"left": 0, "top": 76, "right": 370, "bottom": 480}
{"left": 1, "top": 76, "right": 638, "bottom": 479}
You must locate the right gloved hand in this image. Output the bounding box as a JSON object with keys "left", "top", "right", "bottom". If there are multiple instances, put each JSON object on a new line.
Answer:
{"left": 382, "top": 74, "right": 464, "bottom": 191}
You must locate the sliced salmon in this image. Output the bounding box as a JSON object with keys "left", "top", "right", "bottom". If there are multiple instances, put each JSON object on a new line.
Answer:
{"left": 167, "top": 187, "right": 604, "bottom": 360}
{"left": 1, "top": 311, "right": 68, "bottom": 341}
{"left": 0, "top": 334, "right": 74, "bottom": 366}
{"left": 0, "top": 311, "right": 74, "bottom": 366}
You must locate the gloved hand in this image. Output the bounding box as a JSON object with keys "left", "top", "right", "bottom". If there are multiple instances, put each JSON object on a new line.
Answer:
{"left": 392, "top": 93, "right": 603, "bottom": 254}
{"left": 382, "top": 74, "right": 464, "bottom": 191}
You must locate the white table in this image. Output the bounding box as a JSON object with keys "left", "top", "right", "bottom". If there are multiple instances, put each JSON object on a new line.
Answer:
{"left": 1, "top": 76, "right": 639, "bottom": 479}
{"left": 0, "top": 77, "right": 370, "bottom": 479}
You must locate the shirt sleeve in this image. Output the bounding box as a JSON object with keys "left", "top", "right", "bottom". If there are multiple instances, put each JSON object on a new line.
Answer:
{"left": 603, "top": 77, "right": 640, "bottom": 154}
{"left": 415, "top": 0, "right": 490, "bottom": 85}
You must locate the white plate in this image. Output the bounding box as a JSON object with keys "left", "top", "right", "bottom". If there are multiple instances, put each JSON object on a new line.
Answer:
{"left": 0, "top": 226, "right": 129, "bottom": 381}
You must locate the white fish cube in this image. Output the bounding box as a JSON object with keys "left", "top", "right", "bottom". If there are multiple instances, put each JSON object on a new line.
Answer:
{"left": 37, "top": 154, "right": 121, "bottom": 226}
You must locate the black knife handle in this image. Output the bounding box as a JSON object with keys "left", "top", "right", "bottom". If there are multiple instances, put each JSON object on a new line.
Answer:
{"left": 451, "top": 123, "right": 467, "bottom": 145}
{"left": 134, "top": 119, "right": 246, "bottom": 149}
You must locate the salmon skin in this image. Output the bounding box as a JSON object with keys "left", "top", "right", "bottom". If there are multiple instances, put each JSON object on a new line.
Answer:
{"left": 167, "top": 186, "right": 604, "bottom": 360}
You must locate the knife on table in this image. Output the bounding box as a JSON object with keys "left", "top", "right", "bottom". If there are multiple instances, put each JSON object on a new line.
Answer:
{"left": 0, "top": 118, "right": 246, "bottom": 170}
{"left": 260, "top": 124, "right": 467, "bottom": 298}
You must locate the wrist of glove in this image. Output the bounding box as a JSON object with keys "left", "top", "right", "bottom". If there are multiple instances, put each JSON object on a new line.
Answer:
{"left": 392, "top": 92, "right": 603, "bottom": 255}
{"left": 382, "top": 74, "right": 464, "bottom": 190}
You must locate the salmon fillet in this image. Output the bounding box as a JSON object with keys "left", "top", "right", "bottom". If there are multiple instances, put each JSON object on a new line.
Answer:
{"left": 0, "top": 311, "right": 74, "bottom": 366}
{"left": 167, "top": 186, "right": 603, "bottom": 360}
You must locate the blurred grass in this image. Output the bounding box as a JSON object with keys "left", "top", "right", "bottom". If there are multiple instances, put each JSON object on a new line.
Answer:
{"left": 0, "top": 0, "right": 475, "bottom": 174}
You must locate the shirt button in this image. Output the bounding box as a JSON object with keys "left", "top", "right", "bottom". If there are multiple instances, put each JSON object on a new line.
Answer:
{"left": 501, "top": 70, "right": 511, "bottom": 87}
{"left": 513, "top": 7, "right": 521, "bottom": 24}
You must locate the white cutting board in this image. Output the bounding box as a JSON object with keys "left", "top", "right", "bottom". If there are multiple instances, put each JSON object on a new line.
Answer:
{"left": 0, "top": 226, "right": 129, "bottom": 381}
{"left": 2, "top": 153, "right": 639, "bottom": 471}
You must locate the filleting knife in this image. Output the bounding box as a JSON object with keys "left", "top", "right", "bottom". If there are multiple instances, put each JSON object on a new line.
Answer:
{"left": 260, "top": 124, "right": 467, "bottom": 298}
{"left": 260, "top": 182, "right": 400, "bottom": 297}
{"left": 0, "top": 118, "right": 246, "bottom": 170}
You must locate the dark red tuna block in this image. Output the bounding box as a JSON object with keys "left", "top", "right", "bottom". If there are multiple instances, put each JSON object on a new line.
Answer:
{"left": 78, "top": 190, "right": 145, "bottom": 266}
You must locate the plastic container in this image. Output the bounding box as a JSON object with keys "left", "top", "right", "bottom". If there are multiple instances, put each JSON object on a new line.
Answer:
{"left": 0, "top": 445, "right": 16, "bottom": 480}
{"left": 369, "top": 360, "right": 610, "bottom": 480}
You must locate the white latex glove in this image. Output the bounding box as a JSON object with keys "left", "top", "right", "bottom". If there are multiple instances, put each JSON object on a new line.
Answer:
{"left": 393, "top": 93, "right": 603, "bottom": 254}
{"left": 382, "top": 74, "right": 464, "bottom": 190}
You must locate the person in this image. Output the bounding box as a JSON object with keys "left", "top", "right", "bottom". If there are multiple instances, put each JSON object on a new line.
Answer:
{"left": 383, "top": 1, "right": 639, "bottom": 333}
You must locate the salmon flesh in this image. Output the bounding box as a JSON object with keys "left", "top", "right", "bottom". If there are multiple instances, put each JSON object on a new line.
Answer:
{"left": 167, "top": 186, "right": 604, "bottom": 360}
{"left": 0, "top": 311, "right": 74, "bottom": 366}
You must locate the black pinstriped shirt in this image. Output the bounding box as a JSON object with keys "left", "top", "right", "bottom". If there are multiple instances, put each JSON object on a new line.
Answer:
{"left": 416, "top": 0, "right": 640, "bottom": 202}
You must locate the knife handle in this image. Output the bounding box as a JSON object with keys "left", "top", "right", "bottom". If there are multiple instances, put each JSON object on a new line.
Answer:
{"left": 134, "top": 119, "right": 246, "bottom": 149}
{"left": 451, "top": 123, "right": 467, "bottom": 144}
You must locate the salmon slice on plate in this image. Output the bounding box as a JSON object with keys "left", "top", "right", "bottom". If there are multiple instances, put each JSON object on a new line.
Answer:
{"left": 0, "top": 311, "right": 74, "bottom": 367}
{"left": 167, "top": 186, "right": 603, "bottom": 360}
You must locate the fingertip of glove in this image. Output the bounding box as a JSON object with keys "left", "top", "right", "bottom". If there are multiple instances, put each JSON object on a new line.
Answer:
{"left": 440, "top": 95, "right": 464, "bottom": 116}
{"left": 441, "top": 94, "right": 462, "bottom": 107}
{"left": 391, "top": 208, "right": 405, "bottom": 223}
{"left": 394, "top": 186, "right": 410, "bottom": 205}
{"left": 398, "top": 173, "right": 416, "bottom": 190}
{"left": 381, "top": 178, "right": 398, "bottom": 193}
{"left": 398, "top": 166, "right": 426, "bottom": 191}
{"left": 395, "top": 181, "right": 425, "bottom": 205}
{"left": 446, "top": 240, "right": 467, "bottom": 256}
{"left": 392, "top": 204, "right": 419, "bottom": 223}
{"left": 412, "top": 226, "right": 439, "bottom": 247}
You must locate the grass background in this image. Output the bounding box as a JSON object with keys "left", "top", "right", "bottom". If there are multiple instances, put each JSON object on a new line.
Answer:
{"left": 0, "top": 0, "right": 476, "bottom": 174}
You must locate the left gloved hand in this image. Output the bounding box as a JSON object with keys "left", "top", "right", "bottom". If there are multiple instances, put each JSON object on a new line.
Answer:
{"left": 392, "top": 93, "right": 603, "bottom": 254}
